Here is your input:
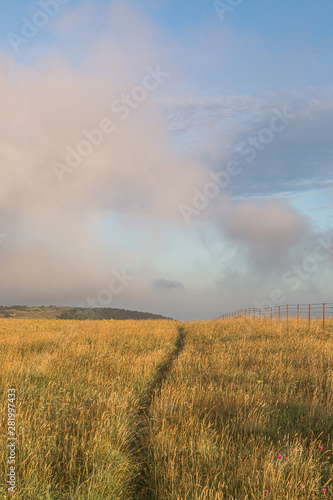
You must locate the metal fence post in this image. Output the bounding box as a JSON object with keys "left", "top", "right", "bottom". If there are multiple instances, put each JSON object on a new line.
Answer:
{"left": 323, "top": 303, "right": 325, "bottom": 331}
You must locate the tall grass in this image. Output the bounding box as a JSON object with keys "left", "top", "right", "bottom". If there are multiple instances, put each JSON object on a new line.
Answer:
{"left": 0, "top": 318, "right": 178, "bottom": 499}
{"left": 146, "top": 319, "right": 333, "bottom": 499}
{"left": 2, "top": 317, "right": 333, "bottom": 499}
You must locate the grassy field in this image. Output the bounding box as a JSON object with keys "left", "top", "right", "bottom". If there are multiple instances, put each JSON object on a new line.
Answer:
{"left": 146, "top": 319, "right": 333, "bottom": 499}
{"left": 1, "top": 318, "right": 333, "bottom": 499}
{"left": 0, "top": 319, "right": 179, "bottom": 499}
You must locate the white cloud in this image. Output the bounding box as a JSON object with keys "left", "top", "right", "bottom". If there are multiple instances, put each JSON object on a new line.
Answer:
{"left": 0, "top": 1, "right": 332, "bottom": 319}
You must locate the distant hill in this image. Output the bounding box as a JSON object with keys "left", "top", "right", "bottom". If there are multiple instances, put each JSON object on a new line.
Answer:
{"left": 0, "top": 305, "right": 172, "bottom": 321}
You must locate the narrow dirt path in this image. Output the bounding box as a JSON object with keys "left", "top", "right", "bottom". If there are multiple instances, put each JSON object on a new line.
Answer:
{"left": 129, "top": 324, "right": 187, "bottom": 499}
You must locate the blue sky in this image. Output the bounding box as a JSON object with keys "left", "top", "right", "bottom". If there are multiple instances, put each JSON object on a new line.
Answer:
{"left": 0, "top": 0, "right": 332, "bottom": 319}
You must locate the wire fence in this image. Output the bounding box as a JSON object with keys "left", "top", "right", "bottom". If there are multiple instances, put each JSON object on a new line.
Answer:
{"left": 220, "top": 302, "right": 333, "bottom": 329}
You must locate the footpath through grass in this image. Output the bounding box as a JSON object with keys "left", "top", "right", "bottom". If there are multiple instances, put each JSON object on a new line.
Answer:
{"left": 145, "top": 319, "right": 333, "bottom": 499}
{"left": 1, "top": 318, "right": 333, "bottom": 499}
{"left": 0, "top": 318, "right": 178, "bottom": 499}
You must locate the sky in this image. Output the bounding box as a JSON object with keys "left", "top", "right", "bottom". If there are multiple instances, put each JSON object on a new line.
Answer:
{"left": 0, "top": 0, "right": 332, "bottom": 320}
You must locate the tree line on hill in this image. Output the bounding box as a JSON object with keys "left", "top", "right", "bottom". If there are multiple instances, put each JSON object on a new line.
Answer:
{"left": 0, "top": 305, "right": 171, "bottom": 320}
{"left": 58, "top": 307, "right": 170, "bottom": 320}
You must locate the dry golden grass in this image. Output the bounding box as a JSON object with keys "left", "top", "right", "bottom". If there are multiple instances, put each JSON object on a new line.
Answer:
{"left": 2, "top": 317, "right": 333, "bottom": 499}
{"left": 146, "top": 318, "right": 333, "bottom": 499}
{"left": 0, "top": 318, "right": 178, "bottom": 499}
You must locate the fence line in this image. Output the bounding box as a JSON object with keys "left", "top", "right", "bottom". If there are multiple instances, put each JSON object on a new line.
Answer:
{"left": 220, "top": 302, "right": 333, "bottom": 330}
